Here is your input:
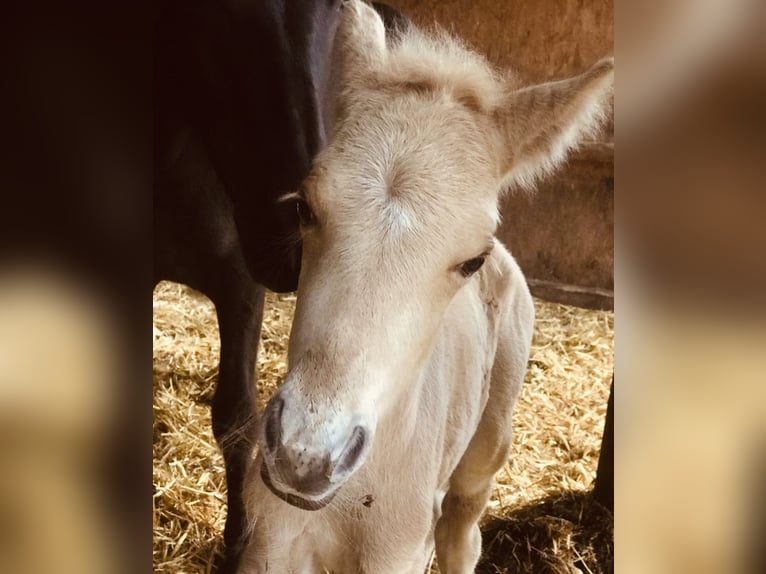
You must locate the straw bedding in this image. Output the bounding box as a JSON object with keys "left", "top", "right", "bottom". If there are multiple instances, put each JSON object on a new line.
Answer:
{"left": 153, "top": 280, "right": 613, "bottom": 573}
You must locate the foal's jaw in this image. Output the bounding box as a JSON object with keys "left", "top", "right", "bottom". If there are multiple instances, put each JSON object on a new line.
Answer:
{"left": 258, "top": 460, "right": 338, "bottom": 511}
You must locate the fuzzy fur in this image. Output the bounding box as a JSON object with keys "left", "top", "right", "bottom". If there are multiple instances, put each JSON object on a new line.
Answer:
{"left": 238, "top": 2, "right": 613, "bottom": 572}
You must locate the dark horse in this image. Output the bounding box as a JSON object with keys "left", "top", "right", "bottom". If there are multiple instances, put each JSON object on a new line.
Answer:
{"left": 154, "top": 1, "right": 406, "bottom": 571}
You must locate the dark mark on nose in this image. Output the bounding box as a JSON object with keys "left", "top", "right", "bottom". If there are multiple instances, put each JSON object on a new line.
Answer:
{"left": 362, "top": 494, "right": 374, "bottom": 507}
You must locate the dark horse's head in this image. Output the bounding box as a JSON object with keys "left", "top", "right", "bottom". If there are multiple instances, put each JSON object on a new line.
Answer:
{"left": 155, "top": 0, "right": 345, "bottom": 292}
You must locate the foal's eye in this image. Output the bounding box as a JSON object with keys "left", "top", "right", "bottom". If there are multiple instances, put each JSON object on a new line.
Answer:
{"left": 458, "top": 256, "right": 486, "bottom": 277}
{"left": 296, "top": 198, "right": 315, "bottom": 226}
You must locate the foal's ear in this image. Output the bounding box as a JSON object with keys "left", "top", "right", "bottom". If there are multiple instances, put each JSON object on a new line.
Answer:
{"left": 333, "top": 0, "right": 387, "bottom": 92}
{"left": 496, "top": 57, "right": 614, "bottom": 189}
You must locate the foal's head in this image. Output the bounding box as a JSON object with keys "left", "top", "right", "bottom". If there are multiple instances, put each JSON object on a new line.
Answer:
{"left": 258, "top": 0, "right": 613, "bottom": 509}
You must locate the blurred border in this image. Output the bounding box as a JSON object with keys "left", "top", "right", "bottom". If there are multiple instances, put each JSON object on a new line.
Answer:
{"left": 617, "top": 1, "right": 766, "bottom": 572}
{"left": 1, "top": 2, "right": 152, "bottom": 573}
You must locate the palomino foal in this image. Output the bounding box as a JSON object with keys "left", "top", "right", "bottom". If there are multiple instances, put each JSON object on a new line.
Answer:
{"left": 240, "top": 1, "right": 614, "bottom": 572}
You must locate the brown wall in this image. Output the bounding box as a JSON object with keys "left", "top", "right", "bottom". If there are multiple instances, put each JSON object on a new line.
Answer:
{"left": 497, "top": 144, "right": 614, "bottom": 310}
{"left": 386, "top": 0, "right": 614, "bottom": 309}
{"left": 386, "top": 0, "right": 613, "bottom": 81}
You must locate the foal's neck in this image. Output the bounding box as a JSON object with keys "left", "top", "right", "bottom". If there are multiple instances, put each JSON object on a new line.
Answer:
{"left": 376, "top": 288, "right": 473, "bottom": 452}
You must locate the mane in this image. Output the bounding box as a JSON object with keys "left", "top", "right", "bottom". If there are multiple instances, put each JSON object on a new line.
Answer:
{"left": 374, "top": 24, "right": 513, "bottom": 114}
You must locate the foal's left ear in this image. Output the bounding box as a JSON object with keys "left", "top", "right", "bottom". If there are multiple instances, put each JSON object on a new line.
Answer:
{"left": 333, "top": 0, "right": 387, "bottom": 93}
{"left": 496, "top": 57, "right": 614, "bottom": 189}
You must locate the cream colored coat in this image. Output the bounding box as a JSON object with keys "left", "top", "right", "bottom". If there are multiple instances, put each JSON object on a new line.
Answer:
{"left": 238, "top": 1, "right": 613, "bottom": 572}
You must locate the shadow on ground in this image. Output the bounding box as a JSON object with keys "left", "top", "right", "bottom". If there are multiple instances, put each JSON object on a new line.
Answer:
{"left": 477, "top": 490, "right": 613, "bottom": 574}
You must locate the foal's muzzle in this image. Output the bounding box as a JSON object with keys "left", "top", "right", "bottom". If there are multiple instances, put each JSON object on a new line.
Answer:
{"left": 259, "top": 394, "right": 371, "bottom": 510}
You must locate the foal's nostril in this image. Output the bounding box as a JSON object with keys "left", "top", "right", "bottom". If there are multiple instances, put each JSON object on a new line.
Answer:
{"left": 263, "top": 396, "right": 284, "bottom": 453}
{"left": 335, "top": 425, "right": 367, "bottom": 476}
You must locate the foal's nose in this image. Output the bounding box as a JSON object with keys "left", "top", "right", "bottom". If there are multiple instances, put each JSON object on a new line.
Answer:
{"left": 260, "top": 393, "right": 370, "bottom": 500}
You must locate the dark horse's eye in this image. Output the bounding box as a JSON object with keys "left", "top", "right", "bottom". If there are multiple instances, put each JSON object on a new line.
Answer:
{"left": 296, "top": 198, "right": 315, "bottom": 226}
{"left": 458, "top": 256, "right": 486, "bottom": 277}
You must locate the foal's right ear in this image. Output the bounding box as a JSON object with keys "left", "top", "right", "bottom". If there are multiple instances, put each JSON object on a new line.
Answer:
{"left": 496, "top": 57, "right": 614, "bottom": 190}
{"left": 333, "top": 0, "right": 387, "bottom": 93}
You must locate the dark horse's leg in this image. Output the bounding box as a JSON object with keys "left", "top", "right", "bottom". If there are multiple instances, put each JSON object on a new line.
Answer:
{"left": 156, "top": 251, "right": 265, "bottom": 573}
{"left": 154, "top": 137, "right": 267, "bottom": 571}
{"left": 207, "top": 262, "right": 265, "bottom": 574}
